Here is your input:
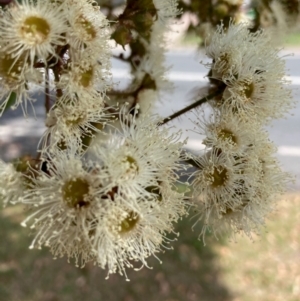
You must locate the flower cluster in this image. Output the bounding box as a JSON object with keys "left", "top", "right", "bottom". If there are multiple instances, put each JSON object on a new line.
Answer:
{"left": 21, "top": 110, "right": 186, "bottom": 278}
{"left": 190, "top": 23, "right": 294, "bottom": 240}
{"left": 0, "top": 0, "right": 189, "bottom": 278}
{"left": 0, "top": 0, "right": 111, "bottom": 116}
{"left": 0, "top": 0, "right": 295, "bottom": 280}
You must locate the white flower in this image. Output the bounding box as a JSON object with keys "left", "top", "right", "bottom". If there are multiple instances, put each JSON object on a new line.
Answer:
{"left": 205, "top": 22, "right": 249, "bottom": 79}
{"left": 193, "top": 107, "right": 262, "bottom": 155}
{"left": 193, "top": 138, "right": 292, "bottom": 240}
{"left": 153, "top": 0, "right": 180, "bottom": 22}
{"left": 64, "top": 0, "right": 110, "bottom": 56}
{"left": 59, "top": 51, "right": 111, "bottom": 99}
{"left": 0, "top": 0, "right": 67, "bottom": 69}
{"left": 21, "top": 144, "right": 108, "bottom": 266}
{"left": 0, "top": 50, "right": 33, "bottom": 116}
{"left": 191, "top": 150, "right": 250, "bottom": 222}
{"left": 206, "top": 22, "right": 294, "bottom": 123}
{"left": 0, "top": 160, "right": 25, "bottom": 206}
{"left": 41, "top": 98, "right": 111, "bottom": 152}
{"left": 22, "top": 128, "right": 187, "bottom": 276}
{"left": 93, "top": 196, "right": 180, "bottom": 279}
{"left": 92, "top": 108, "right": 185, "bottom": 206}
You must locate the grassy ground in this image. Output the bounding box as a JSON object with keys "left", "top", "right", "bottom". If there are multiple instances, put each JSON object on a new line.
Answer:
{"left": 0, "top": 203, "right": 230, "bottom": 301}
{"left": 285, "top": 32, "right": 300, "bottom": 47}
{"left": 213, "top": 192, "right": 300, "bottom": 301}
{"left": 0, "top": 192, "right": 299, "bottom": 301}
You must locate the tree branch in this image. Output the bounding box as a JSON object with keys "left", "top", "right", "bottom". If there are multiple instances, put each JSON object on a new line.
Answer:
{"left": 158, "top": 90, "right": 222, "bottom": 126}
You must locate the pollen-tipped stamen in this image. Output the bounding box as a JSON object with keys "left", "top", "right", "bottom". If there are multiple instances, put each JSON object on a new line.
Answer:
{"left": 79, "top": 66, "right": 94, "bottom": 88}
{"left": 119, "top": 211, "right": 139, "bottom": 234}
{"left": 77, "top": 16, "right": 96, "bottom": 40}
{"left": 62, "top": 178, "right": 90, "bottom": 208}
{"left": 217, "top": 128, "right": 237, "bottom": 144}
{"left": 20, "top": 16, "right": 50, "bottom": 44}
{"left": 208, "top": 166, "right": 229, "bottom": 188}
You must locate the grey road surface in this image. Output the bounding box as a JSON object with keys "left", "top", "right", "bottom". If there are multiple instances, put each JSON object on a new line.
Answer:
{"left": 1, "top": 49, "right": 299, "bottom": 190}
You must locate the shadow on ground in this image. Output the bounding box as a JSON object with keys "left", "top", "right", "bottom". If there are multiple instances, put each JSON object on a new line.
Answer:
{"left": 0, "top": 205, "right": 231, "bottom": 301}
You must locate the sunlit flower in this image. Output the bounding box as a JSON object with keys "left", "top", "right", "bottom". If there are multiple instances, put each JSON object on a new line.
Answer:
{"left": 21, "top": 143, "right": 108, "bottom": 266}
{"left": 41, "top": 98, "right": 110, "bottom": 152}
{"left": 191, "top": 150, "right": 250, "bottom": 222}
{"left": 64, "top": 0, "right": 110, "bottom": 56}
{"left": 59, "top": 51, "right": 111, "bottom": 99}
{"left": 93, "top": 196, "right": 179, "bottom": 279}
{"left": 0, "top": 0, "right": 67, "bottom": 69}
{"left": 222, "top": 51, "right": 293, "bottom": 123}
{"left": 193, "top": 108, "right": 262, "bottom": 155}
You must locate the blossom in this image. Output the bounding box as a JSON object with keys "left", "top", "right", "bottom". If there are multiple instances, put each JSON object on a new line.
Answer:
{"left": 0, "top": 160, "right": 25, "bottom": 206}
{"left": 0, "top": 50, "right": 34, "bottom": 116}
{"left": 0, "top": 0, "right": 67, "bottom": 69}
{"left": 205, "top": 22, "right": 294, "bottom": 123}
{"left": 153, "top": 0, "right": 180, "bottom": 22}
{"left": 41, "top": 97, "right": 111, "bottom": 152}
{"left": 91, "top": 107, "right": 186, "bottom": 207}
{"left": 22, "top": 109, "right": 187, "bottom": 277}
{"left": 191, "top": 150, "right": 249, "bottom": 218}
{"left": 58, "top": 51, "right": 112, "bottom": 99}
{"left": 191, "top": 137, "right": 292, "bottom": 240}
{"left": 63, "top": 0, "right": 110, "bottom": 55}
{"left": 205, "top": 22, "right": 249, "bottom": 79}
{"left": 21, "top": 144, "right": 107, "bottom": 266}
{"left": 193, "top": 107, "right": 263, "bottom": 155}
{"left": 221, "top": 50, "right": 293, "bottom": 123}
{"left": 92, "top": 195, "right": 181, "bottom": 279}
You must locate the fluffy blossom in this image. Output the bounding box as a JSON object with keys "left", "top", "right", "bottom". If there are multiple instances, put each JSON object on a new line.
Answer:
{"left": 22, "top": 109, "right": 187, "bottom": 278}
{"left": 41, "top": 97, "right": 111, "bottom": 152}
{"left": 205, "top": 22, "right": 294, "bottom": 123}
{"left": 0, "top": 0, "right": 67, "bottom": 68}
{"left": 0, "top": 160, "right": 25, "bottom": 206}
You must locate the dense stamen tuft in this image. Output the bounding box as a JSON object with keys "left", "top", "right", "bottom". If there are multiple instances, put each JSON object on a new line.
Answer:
{"left": 77, "top": 16, "right": 96, "bottom": 40}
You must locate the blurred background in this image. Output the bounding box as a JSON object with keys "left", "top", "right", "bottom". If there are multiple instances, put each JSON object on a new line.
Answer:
{"left": 1, "top": 1, "right": 300, "bottom": 300}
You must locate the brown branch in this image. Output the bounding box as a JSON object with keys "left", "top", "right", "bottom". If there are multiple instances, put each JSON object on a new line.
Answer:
{"left": 158, "top": 90, "right": 222, "bottom": 126}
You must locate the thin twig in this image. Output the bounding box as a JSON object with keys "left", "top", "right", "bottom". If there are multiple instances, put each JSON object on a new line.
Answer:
{"left": 158, "top": 90, "right": 222, "bottom": 126}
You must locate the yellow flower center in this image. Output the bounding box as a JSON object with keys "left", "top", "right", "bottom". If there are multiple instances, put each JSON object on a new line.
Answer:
{"left": 119, "top": 211, "right": 139, "bottom": 234}
{"left": 217, "top": 128, "right": 237, "bottom": 145}
{"left": 122, "top": 155, "right": 139, "bottom": 174}
{"left": 217, "top": 52, "right": 231, "bottom": 75}
{"left": 0, "top": 54, "right": 25, "bottom": 83}
{"left": 77, "top": 16, "right": 96, "bottom": 40}
{"left": 62, "top": 178, "right": 90, "bottom": 208}
{"left": 79, "top": 66, "right": 94, "bottom": 88}
{"left": 243, "top": 82, "right": 254, "bottom": 99}
{"left": 21, "top": 16, "right": 51, "bottom": 44}
{"left": 205, "top": 166, "right": 229, "bottom": 188}
{"left": 65, "top": 114, "right": 86, "bottom": 127}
